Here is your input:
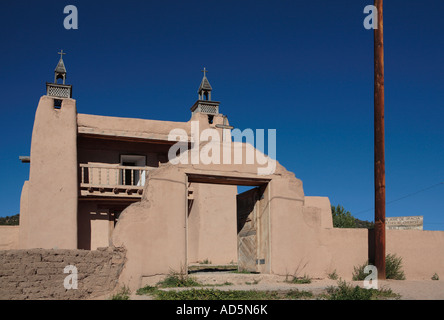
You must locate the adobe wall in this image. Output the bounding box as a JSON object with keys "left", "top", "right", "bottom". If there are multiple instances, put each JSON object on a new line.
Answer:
{"left": 77, "top": 113, "right": 191, "bottom": 141}
{"left": 0, "top": 226, "right": 19, "bottom": 250}
{"left": 0, "top": 247, "right": 126, "bottom": 300}
{"left": 110, "top": 141, "right": 444, "bottom": 291}
{"left": 111, "top": 167, "right": 188, "bottom": 290}
{"left": 24, "top": 96, "right": 78, "bottom": 249}
{"left": 18, "top": 181, "right": 29, "bottom": 249}
{"left": 187, "top": 183, "right": 238, "bottom": 265}
{"left": 77, "top": 200, "right": 138, "bottom": 251}
{"left": 271, "top": 205, "right": 444, "bottom": 280}
{"left": 77, "top": 202, "right": 112, "bottom": 251}
{"left": 111, "top": 142, "right": 293, "bottom": 290}
{"left": 386, "top": 230, "right": 444, "bottom": 280}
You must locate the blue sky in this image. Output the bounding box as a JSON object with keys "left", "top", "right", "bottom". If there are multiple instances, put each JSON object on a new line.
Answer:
{"left": 0, "top": 1, "right": 443, "bottom": 230}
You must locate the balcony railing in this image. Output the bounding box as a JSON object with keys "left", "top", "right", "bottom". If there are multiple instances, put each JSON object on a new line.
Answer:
{"left": 79, "top": 164, "right": 150, "bottom": 198}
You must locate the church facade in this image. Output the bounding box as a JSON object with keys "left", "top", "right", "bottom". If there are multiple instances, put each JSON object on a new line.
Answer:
{"left": 18, "top": 52, "right": 241, "bottom": 266}
{"left": 8, "top": 53, "right": 444, "bottom": 289}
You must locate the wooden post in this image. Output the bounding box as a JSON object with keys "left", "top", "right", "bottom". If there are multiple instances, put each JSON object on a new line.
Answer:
{"left": 374, "top": 0, "right": 386, "bottom": 280}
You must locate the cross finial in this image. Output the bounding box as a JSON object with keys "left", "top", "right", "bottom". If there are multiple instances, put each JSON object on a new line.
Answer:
{"left": 202, "top": 67, "right": 208, "bottom": 77}
{"left": 58, "top": 50, "right": 66, "bottom": 59}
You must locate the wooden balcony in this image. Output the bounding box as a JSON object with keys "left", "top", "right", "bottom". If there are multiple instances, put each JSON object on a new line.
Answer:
{"left": 80, "top": 164, "right": 150, "bottom": 199}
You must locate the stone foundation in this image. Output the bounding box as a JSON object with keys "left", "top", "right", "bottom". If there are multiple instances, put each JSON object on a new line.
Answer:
{"left": 0, "top": 247, "right": 125, "bottom": 300}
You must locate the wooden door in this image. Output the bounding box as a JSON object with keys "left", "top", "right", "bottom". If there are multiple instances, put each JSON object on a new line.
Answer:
{"left": 237, "top": 188, "right": 259, "bottom": 273}
{"left": 257, "top": 185, "right": 270, "bottom": 273}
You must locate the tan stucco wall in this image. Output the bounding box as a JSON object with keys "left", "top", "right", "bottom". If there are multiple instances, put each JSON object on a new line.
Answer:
{"left": 77, "top": 113, "right": 191, "bottom": 142}
{"left": 18, "top": 181, "right": 29, "bottom": 249}
{"left": 187, "top": 183, "right": 238, "bottom": 265}
{"left": 386, "top": 230, "right": 444, "bottom": 280}
{"left": 77, "top": 110, "right": 227, "bottom": 143}
{"left": 24, "top": 96, "right": 78, "bottom": 249}
{"left": 0, "top": 226, "right": 20, "bottom": 250}
{"left": 304, "top": 196, "right": 334, "bottom": 229}
{"left": 112, "top": 166, "right": 188, "bottom": 290}
{"left": 78, "top": 201, "right": 136, "bottom": 250}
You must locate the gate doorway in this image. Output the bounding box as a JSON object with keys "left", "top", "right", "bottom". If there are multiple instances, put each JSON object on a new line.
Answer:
{"left": 186, "top": 174, "right": 271, "bottom": 274}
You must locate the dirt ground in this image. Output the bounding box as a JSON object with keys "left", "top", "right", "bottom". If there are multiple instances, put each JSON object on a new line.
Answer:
{"left": 129, "top": 271, "right": 444, "bottom": 300}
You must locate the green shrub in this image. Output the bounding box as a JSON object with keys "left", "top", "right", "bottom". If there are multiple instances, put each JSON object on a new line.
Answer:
{"left": 199, "top": 259, "right": 211, "bottom": 265}
{"left": 328, "top": 270, "right": 339, "bottom": 280}
{"left": 286, "top": 274, "right": 312, "bottom": 284}
{"left": 331, "top": 205, "right": 356, "bottom": 228}
{"left": 136, "top": 285, "right": 159, "bottom": 296}
{"left": 352, "top": 262, "right": 369, "bottom": 281}
{"left": 352, "top": 254, "right": 405, "bottom": 281}
{"left": 385, "top": 254, "right": 406, "bottom": 280}
{"left": 157, "top": 272, "right": 202, "bottom": 288}
{"left": 431, "top": 273, "right": 439, "bottom": 281}
{"left": 111, "top": 286, "right": 131, "bottom": 300}
{"left": 327, "top": 280, "right": 399, "bottom": 300}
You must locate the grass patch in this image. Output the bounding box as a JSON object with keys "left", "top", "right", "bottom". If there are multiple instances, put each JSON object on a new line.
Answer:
{"left": 327, "top": 270, "right": 339, "bottom": 280}
{"left": 137, "top": 287, "right": 314, "bottom": 300}
{"left": 231, "top": 269, "right": 255, "bottom": 274}
{"left": 326, "top": 280, "right": 400, "bottom": 300}
{"left": 285, "top": 290, "right": 313, "bottom": 299}
{"left": 136, "top": 285, "right": 158, "bottom": 296}
{"left": 199, "top": 259, "right": 212, "bottom": 265}
{"left": 286, "top": 274, "right": 312, "bottom": 284}
{"left": 157, "top": 272, "right": 202, "bottom": 288}
{"left": 136, "top": 281, "right": 400, "bottom": 301}
{"left": 141, "top": 270, "right": 233, "bottom": 291}
{"left": 111, "top": 286, "right": 131, "bottom": 300}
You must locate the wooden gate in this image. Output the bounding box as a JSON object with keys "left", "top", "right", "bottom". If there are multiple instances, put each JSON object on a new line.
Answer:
{"left": 237, "top": 188, "right": 259, "bottom": 272}
{"left": 237, "top": 185, "right": 270, "bottom": 273}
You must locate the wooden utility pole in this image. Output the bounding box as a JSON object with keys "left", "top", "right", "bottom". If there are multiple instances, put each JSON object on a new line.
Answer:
{"left": 374, "top": 0, "right": 386, "bottom": 280}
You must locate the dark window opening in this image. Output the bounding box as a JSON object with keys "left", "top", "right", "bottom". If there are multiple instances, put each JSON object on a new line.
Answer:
{"left": 122, "top": 161, "right": 136, "bottom": 185}
{"left": 54, "top": 99, "right": 62, "bottom": 109}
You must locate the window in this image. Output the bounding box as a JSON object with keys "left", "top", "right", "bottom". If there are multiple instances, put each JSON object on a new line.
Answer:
{"left": 120, "top": 155, "right": 146, "bottom": 186}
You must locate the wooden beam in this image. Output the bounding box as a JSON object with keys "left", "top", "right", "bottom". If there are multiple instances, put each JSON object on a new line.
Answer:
{"left": 187, "top": 173, "right": 270, "bottom": 186}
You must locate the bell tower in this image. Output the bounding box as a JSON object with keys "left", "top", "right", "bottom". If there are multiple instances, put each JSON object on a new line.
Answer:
{"left": 191, "top": 68, "right": 221, "bottom": 123}
{"left": 198, "top": 67, "right": 212, "bottom": 100}
{"left": 46, "top": 50, "right": 73, "bottom": 107}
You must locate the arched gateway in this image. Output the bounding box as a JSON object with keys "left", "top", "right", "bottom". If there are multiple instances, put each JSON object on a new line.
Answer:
{"left": 111, "top": 142, "right": 333, "bottom": 290}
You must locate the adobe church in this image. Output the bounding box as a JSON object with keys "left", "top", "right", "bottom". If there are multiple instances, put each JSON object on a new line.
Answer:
{"left": 6, "top": 52, "right": 444, "bottom": 290}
